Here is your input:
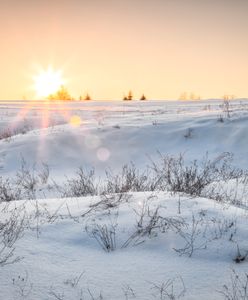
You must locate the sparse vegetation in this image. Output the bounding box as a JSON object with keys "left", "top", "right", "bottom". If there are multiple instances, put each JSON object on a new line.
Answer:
{"left": 86, "top": 222, "right": 117, "bottom": 252}
{"left": 0, "top": 159, "right": 51, "bottom": 201}
{"left": 48, "top": 85, "right": 74, "bottom": 101}
{"left": 173, "top": 214, "right": 207, "bottom": 257}
{"left": 220, "top": 270, "right": 248, "bottom": 300}
{"left": 0, "top": 205, "right": 26, "bottom": 266}
{"left": 1, "top": 100, "right": 248, "bottom": 299}
{"left": 123, "top": 91, "right": 133, "bottom": 101}
{"left": 122, "top": 198, "right": 185, "bottom": 248}
{"left": 84, "top": 93, "right": 91, "bottom": 101}
{"left": 150, "top": 276, "right": 186, "bottom": 300}
{"left": 58, "top": 167, "right": 97, "bottom": 198}
{"left": 140, "top": 94, "right": 147, "bottom": 101}
{"left": 0, "top": 153, "right": 246, "bottom": 205}
{"left": 104, "top": 163, "right": 153, "bottom": 194}
{"left": 0, "top": 151, "right": 247, "bottom": 298}
{"left": 184, "top": 128, "right": 193, "bottom": 139}
{"left": 178, "top": 92, "right": 201, "bottom": 101}
{"left": 150, "top": 152, "right": 242, "bottom": 197}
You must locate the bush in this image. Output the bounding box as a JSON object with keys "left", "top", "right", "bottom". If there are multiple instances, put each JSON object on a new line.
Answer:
{"left": 220, "top": 270, "right": 248, "bottom": 300}
{"left": 104, "top": 163, "right": 154, "bottom": 194}
{"left": 59, "top": 168, "right": 98, "bottom": 198}
{"left": 0, "top": 178, "right": 20, "bottom": 202}
{"left": 0, "top": 152, "right": 245, "bottom": 203}
{"left": 0, "top": 206, "right": 26, "bottom": 266}
{"left": 0, "top": 160, "right": 50, "bottom": 202}
{"left": 150, "top": 152, "right": 242, "bottom": 196}
{"left": 86, "top": 223, "right": 117, "bottom": 252}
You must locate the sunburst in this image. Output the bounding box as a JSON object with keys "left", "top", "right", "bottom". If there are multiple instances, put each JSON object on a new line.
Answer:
{"left": 33, "top": 66, "right": 64, "bottom": 98}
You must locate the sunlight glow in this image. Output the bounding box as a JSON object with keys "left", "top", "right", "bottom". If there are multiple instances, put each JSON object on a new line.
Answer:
{"left": 69, "top": 115, "right": 82, "bottom": 127}
{"left": 97, "top": 147, "right": 110, "bottom": 162}
{"left": 33, "top": 67, "right": 64, "bottom": 98}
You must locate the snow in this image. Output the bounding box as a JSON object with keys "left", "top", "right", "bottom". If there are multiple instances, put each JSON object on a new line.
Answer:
{"left": 1, "top": 99, "right": 248, "bottom": 178}
{"left": 1, "top": 192, "right": 248, "bottom": 299}
{"left": 0, "top": 99, "right": 248, "bottom": 299}
{"left": 0, "top": 100, "right": 248, "bottom": 176}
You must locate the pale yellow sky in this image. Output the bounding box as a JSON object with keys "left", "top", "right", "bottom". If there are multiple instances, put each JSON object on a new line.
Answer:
{"left": 0, "top": 0, "right": 248, "bottom": 100}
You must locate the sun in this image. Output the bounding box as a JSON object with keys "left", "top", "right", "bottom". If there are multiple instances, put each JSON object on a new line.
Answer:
{"left": 33, "top": 66, "right": 64, "bottom": 98}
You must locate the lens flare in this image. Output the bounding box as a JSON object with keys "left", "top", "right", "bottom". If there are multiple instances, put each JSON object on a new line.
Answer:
{"left": 97, "top": 147, "right": 110, "bottom": 161}
{"left": 85, "top": 134, "right": 101, "bottom": 149}
{"left": 33, "top": 66, "right": 64, "bottom": 98}
{"left": 69, "top": 115, "right": 82, "bottom": 127}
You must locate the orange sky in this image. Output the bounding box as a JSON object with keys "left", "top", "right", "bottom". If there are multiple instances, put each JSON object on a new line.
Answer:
{"left": 0, "top": 0, "right": 248, "bottom": 100}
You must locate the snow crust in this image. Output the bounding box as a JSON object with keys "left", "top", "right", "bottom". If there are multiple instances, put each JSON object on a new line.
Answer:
{"left": 0, "top": 99, "right": 248, "bottom": 299}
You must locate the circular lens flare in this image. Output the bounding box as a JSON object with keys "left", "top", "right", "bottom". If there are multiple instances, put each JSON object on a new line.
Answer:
{"left": 69, "top": 115, "right": 82, "bottom": 127}
{"left": 97, "top": 147, "right": 110, "bottom": 161}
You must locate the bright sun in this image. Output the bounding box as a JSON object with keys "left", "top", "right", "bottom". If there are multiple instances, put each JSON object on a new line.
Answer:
{"left": 33, "top": 67, "right": 64, "bottom": 98}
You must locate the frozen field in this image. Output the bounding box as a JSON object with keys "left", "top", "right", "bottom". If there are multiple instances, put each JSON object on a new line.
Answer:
{"left": 1, "top": 99, "right": 248, "bottom": 178}
{"left": 0, "top": 99, "right": 248, "bottom": 299}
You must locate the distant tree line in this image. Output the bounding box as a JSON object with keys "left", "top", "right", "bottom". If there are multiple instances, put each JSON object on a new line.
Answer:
{"left": 123, "top": 91, "right": 147, "bottom": 101}
{"left": 47, "top": 86, "right": 91, "bottom": 101}
{"left": 45, "top": 86, "right": 237, "bottom": 102}
{"left": 178, "top": 92, "right": 201, "bottom": 101}
{"left": 48, "top": 86, "right": 74, "bottom": 101}
{"left": 46, "top": 86, "right": 148, "bottom": 101}
{"left": 223, "top": 94, "right": 236, "bottom": 101}
{"left": 178, "top": 92, "right": 237, "bottom": 101}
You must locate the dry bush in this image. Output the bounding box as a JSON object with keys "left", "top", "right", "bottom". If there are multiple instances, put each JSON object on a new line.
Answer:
{"left": 173, "top": 214, "right": 207, "bottom": 257}
{"left": 0, "top": 178, "right": 21, "bottom": 202}
{"left": 82, "top": 193, "right": 131, "bottom": 218}
{"left": 150, "top": 152, "right": 242, "bottom": 196}
{"left": 86, "top": 223, "right": 117, "bottom": 252}
{"left": 15, "top": 159, "right": 50, "bottom": 200}
{"left": 220, "top": 270, "right": 248, "bottom": 300}
{"left": 203, "top": 175, "right": 248, "bottom": 206}
{"left": 0, "top": 128, "right": 13, "bottom": 141}
{"left": 104, "top": 163, "right": 155, "bottom": 194}
{"left": 122, "top": 197, "right": 185, "bottom": 248}
{"left": 0, "top": 152, "right": 246, "bottom": 205}
{"left": 150, "top": 276, "right": 186, "bottom": 300}
{"left": 210, "top": 217, "right": 237, "bottom": 241}
{"left": 0, "top": 159, "right": 50, "bottom": 201}
{"left": 0, "top": 205, "right": 26, "bottom": 266}
{"left": 86, "top": 211, "right": 119, "bottom": 252}
{"left": 58, "top": 168, "right": 98, "bottom": 198}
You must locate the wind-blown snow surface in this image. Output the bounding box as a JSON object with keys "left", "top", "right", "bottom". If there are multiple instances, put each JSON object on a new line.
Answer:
{"left": 1, "top": 99, "right": 248, "bottom": 299}
{"left": 0, "top": 99, "right": 248, "bottom": 178}
{"left": 1, "top": 192, "right": 248, "bottom": 300}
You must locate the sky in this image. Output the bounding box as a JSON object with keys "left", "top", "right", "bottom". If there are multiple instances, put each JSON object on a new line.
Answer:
{"left": 0, "top": 0, "right": 248, "bottom": 100}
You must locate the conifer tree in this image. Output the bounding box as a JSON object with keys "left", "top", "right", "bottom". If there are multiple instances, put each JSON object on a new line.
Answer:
{"left": 127, "top": 90, "right": 133, "bottom": 101}
{"left": 84, "top": 93, "right": 91, "bottom": 101}
{"left": 48, "top": 85, "right": 73, "bottom": 100}
{"left": 140, "top": 94, "right": 146, "bottom": 100}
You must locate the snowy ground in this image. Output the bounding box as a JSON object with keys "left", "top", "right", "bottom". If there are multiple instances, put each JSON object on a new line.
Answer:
{"left": 1, "top": 99, "right": 248, "bottom": 299}
{"left": 1, "top": 192, "right": 248, "bottom": 300}
{"left": 1, "top": 99, "right": 248, "bottom": 178}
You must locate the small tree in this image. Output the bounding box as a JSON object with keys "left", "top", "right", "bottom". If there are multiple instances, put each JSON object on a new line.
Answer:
{"left": 223, "top": 94, "right": 235, "bottom": 101}
{"left": 140, "top": 94, "right": 147, "bottom": 101}
{"left": 48, "top": 85, "right": 73, "bottom": 101}
{"left": 190, "top": 92, "right": 195, "bottom": 100}
{"left": 127, "top": 91, "right": 133, "bottom": 101}
{"left": 178, "top": 92, "right": 188, "bottom": 101}
{"left": 84, "top": 93, "right": 91, "bottom": 101}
